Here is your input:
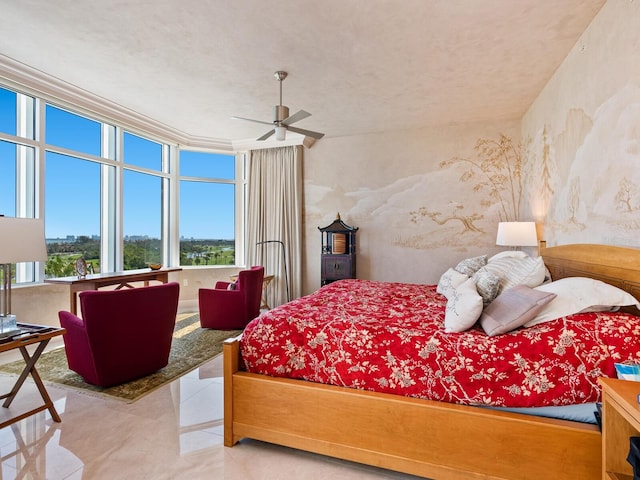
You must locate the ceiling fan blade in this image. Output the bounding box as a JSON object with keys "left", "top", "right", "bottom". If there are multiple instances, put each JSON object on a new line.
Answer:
{"left": 287, "top": 126, "right": 325, "bottom": 139}
{"left": 282, "top": 110, "right": 311, "bottom": 126}
{"left": 231, "top": 116, "right": 274, "bottom": 127}
{"left": 257, "top": 129, "right": 275, "bottom": 141}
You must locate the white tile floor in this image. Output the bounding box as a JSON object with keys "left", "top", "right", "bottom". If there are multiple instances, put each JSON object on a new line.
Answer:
{"left": 0, "top": 337, "right": 424, "bottom": 479}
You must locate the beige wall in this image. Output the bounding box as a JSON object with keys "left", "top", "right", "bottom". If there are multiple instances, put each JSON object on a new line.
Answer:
{"left": 302, "top": 119, "right": 522, "bottom": 294}
{"left": 521, "top": 0, "right": 640, "bottom": 247}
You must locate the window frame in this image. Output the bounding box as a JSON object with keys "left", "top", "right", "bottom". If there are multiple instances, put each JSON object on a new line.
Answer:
{"left": 0, "top": 82, "right": 244, "bottom": 284}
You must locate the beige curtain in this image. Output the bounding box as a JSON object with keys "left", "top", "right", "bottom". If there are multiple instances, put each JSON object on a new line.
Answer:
{"left": 246, "top": 145, "right": 302, "bottom": 308}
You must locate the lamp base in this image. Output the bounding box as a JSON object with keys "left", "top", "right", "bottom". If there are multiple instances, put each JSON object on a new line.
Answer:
{"left": 0, "top": 314, "right": 18, "bottom": 337}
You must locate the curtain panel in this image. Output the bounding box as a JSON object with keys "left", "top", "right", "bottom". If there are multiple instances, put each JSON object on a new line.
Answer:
{"left": 246, "top": 145, "right": 302, "bottom": 308}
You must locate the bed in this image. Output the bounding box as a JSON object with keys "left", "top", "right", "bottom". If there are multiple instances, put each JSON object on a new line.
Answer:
{"left": 223, "top": 242, "right": 640, "bottom": 480}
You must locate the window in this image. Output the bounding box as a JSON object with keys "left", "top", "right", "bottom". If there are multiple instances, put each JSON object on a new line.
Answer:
{"left": 0, "top": 88, "right": 17, "bottom": 136}
{"left": 123, "top": 131, "right": 162, "bottom": 171}
{"left": 0, "top": 82, "right": 243, "bottom": 283}
{"left": 45, "top": 152, "right": 101, "bottom": 277}
{"left": 123, "top": 169, "right": 163, "bottom": 269}
{"left": 45, "top": 105, "right": 101, "bottom": 157}
{"left": 0, "top": 140, "right": 17, "bottom": 215}
{"left": 180, "top": 151, "right": 236, "bottom": 266}
{"left": 0, "top": 86, "right": 38, "bottom": 284}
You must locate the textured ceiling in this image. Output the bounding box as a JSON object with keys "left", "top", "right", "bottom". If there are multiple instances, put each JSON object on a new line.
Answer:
{"left": 0, "top": 0, "right": 604, "bottom": 143}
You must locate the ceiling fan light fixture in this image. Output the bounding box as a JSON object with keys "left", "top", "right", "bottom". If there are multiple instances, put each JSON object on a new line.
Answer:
{"left": 232, "top": 70, "right": 324, "bottom": 142}
{"left": 275, "top": 126, "right": 286, "bottom": 141}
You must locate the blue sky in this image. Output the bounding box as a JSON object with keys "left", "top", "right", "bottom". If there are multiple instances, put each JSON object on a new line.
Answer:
{"left": 1, "top": 88, "right": 235, "bottom": 240}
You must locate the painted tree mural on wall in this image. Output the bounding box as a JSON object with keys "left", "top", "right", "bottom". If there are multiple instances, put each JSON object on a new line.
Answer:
{"left": 410, "top": 202, "right": 484, "bottom": 233}
{"left": 539, "top": 126, "right": 555, "bottom": 202}
{"left": 410, "top": 134, "right": 525, "bottom": 234}
{"left": 616, "top": 177, "right": 638, "bottom": 213}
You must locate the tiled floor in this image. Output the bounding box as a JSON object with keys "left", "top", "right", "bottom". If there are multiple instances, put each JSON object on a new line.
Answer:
{"left": 0, "top": 337, "right": 424, "bottom": 479}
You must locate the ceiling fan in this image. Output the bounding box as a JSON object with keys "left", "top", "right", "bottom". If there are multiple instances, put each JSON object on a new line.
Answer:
{"left": 232, "top": 71, "right": 325, "bottom": 142}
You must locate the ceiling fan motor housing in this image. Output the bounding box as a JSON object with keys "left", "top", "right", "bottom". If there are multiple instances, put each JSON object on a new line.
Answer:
{"left": 274, "top": 105, "right": 289, "bottom": 123}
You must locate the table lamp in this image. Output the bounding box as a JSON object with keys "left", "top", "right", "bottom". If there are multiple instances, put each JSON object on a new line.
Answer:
{"left": 0, "top": 217, "right": 47, "bottom": 333}
{"left": 496, "top": 221, "right": 538, "bottom": 248}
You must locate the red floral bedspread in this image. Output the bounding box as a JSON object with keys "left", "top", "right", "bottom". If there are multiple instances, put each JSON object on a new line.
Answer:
{"left": 241, "top": 279, "right": 640, "bottom": 407}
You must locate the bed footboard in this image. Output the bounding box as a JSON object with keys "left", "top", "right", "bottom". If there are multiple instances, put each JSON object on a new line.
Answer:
{"left": 223, "top": 336, "right": 600, "bottom": 480}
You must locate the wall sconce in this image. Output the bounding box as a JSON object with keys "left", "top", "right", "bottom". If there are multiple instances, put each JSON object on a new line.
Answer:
{"left": 0, "top": 217, "right": 48, "bottom": 332}
{"left": 496, "top": 221, "right": 538, "bottom": 248}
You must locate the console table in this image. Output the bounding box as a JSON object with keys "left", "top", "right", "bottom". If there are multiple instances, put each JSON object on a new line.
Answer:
{"left": 45, "top": 267, "right": 182, "bottom": 315}
{"left": 0, "top": 323, "right": 66, "bottom": 428}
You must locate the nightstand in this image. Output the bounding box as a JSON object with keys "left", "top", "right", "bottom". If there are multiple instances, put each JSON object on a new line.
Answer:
{"left": 600, "top": 377, "right": 640, "bottom": 480}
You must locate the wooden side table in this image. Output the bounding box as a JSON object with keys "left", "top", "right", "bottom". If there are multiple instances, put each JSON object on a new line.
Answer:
{"left": 600, "top": 377, "right": 640, "bottom": 480}
{"left": 0, "top": 324, "right": 66, "bottom": 428}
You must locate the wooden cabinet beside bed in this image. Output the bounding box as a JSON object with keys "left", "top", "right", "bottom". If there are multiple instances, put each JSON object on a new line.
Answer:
{"left": 601, "top": 378, "right": 640, "bottom": 480}
{"left": 224, "top": 242, "right": 640, "bottom": 480}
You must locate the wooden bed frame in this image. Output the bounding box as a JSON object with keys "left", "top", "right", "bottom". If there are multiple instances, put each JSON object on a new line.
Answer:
{"left": 223, "top": 242, "right": 640, "bottom": 480}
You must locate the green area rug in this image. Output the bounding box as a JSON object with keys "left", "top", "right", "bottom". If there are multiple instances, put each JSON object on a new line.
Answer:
{"left": 0, "top": 313, "right": 241, "bottom": 403}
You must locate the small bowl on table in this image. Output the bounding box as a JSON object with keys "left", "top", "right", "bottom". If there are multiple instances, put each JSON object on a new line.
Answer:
{"left": 148, "top": 263, "right": 163, "bottom": 271}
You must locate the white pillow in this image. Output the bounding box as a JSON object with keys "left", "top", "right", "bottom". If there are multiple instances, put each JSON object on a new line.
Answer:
{"left": 444, "top": 277, "right": 483, "bottom": 333}
{"left": 481, "top": 256, "right": 546, "bottom": 292}
{"left": 488, "top": 250, "right": 528, "bottom": 262}
{"left": 437, "top": 268, "right": 469, "bottom": 299}
{"left": 524, "top": 277, "right": 640, "bottom": 327}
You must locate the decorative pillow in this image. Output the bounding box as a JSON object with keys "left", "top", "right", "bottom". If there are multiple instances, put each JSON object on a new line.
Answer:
{"left": 488, "top": 250, "right": 528, "bottom": 262}
{"left": 454, "top": 255, "right": 488, "bottom": 276}
{"left": 444, "top": 277, "right": 483, "bottom": 333}
{"left": 482, "top": 255, "right": 546, "bottom": 292}
{"left": 524, "top": 277, "right": 640, "bottom": 327}
{"left": 437, "top": 268, "right": 469, "bottom": 299}
{"left": 480, "top": 285, "right": 557, "bottom": 336}
{"left": 473, "top": 269, "right": 501, "bottom": 306}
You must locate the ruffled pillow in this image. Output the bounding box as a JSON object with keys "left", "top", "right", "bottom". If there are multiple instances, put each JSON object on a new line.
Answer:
{"left": 488, "top": 250, "right": 528, "bottom": 262}
{"left": 482, "top": 255, "right": 546, "bottom": 293}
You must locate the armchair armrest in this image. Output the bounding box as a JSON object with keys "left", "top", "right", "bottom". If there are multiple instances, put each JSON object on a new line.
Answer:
{"left": 58, "top": 310, "right": 97, "bottom": 383}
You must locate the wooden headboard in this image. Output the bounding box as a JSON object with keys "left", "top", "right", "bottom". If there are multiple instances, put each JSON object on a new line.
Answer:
{"left": 540, "top": 241, "right": 640, "bottom": 303}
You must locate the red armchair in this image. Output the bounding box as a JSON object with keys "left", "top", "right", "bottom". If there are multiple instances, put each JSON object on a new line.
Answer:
{"left": 198, "top": 266, "right": 264, "bottom": 330}
{"left": 58, "top": 282, "right": 180, "bottom": 387}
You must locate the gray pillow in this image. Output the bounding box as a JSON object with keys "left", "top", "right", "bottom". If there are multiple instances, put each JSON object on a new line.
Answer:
{"left": 473, "top": 269, "right": 501, "bottom": 306}
{"left": 454, "top": 255, "right": 488, "bottom": 276}
{"left": 480, "top": 285, "right": 557, "bottom": 336}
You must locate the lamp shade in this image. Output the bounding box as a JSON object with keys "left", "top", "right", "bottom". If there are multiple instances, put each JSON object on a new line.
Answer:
{"left": 496, "top": 221, "right": 538, "bottom": 247}
{"left": 0, "top": 217, "right": 48, "bottom": 264}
